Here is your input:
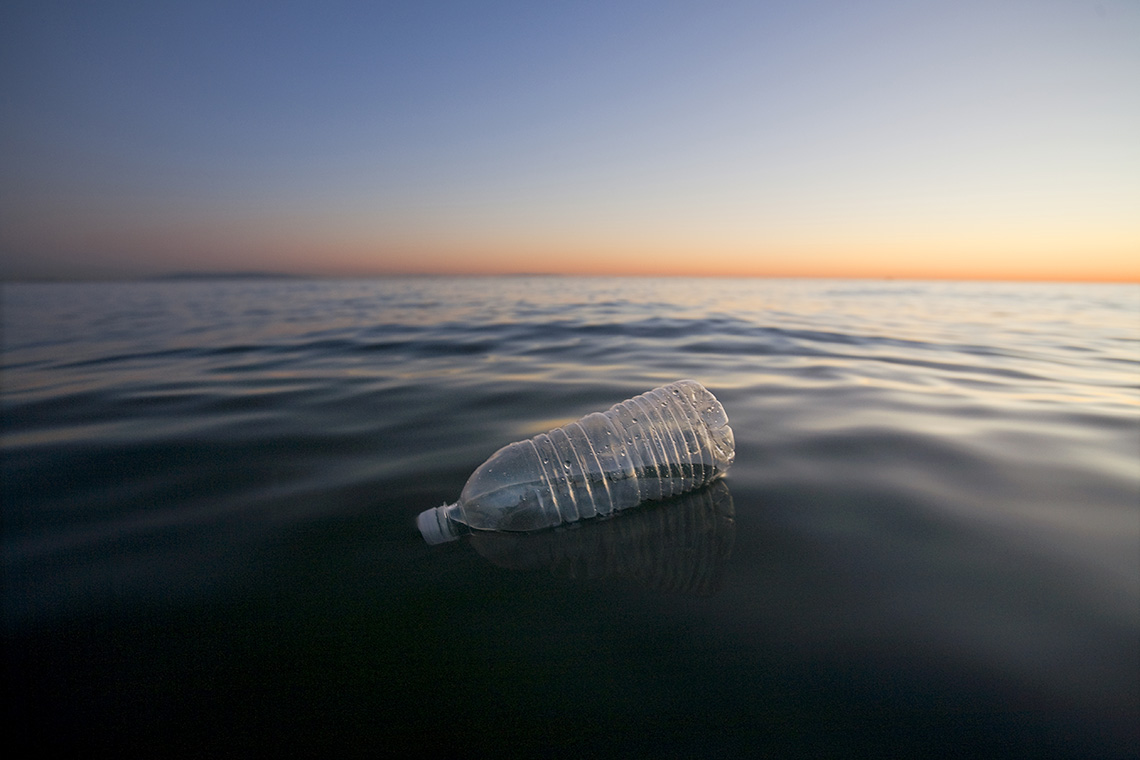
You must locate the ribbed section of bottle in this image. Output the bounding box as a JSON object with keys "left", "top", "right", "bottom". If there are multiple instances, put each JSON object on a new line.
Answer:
{"left": 512, "top": 379, "right": 733, "bottom": 528}
{"left": 600, "top": 379, "right": 734, "bottom": 507}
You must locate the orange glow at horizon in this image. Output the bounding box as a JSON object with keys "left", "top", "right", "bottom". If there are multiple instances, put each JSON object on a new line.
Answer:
{"left": 266, "top": 222, "right": 1140, "bottom": 282}
{"left": 4, "top": 200, "right": 1137, "bottom": 282}
{"left": 270, "top": 237, "right": 1140, "bottom": 283}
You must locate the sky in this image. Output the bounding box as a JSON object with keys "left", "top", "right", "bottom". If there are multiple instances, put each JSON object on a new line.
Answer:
{"left": 2, "top": 0, "right": 1138, "bottom": 281}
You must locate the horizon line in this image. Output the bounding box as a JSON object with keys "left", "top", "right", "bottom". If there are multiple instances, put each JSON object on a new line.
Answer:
{"left": 4, "top": 270, "right": 1138, "bottom": 285}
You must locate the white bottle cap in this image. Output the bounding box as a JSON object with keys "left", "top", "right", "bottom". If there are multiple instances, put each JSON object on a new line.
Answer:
{"left": 417, "top": 505, "right": 463, "bottom": 544}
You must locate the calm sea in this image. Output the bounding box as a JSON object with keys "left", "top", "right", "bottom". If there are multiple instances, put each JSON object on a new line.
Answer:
{"left": 2, "top": 276, "right": 1138, "bottom": 758}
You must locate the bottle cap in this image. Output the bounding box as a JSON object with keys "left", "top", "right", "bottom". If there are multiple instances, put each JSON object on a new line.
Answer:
{"left": 417, "top": 505, "right": 463, "bottom": 544}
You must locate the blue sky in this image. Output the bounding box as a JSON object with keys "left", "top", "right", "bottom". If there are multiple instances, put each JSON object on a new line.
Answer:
{"left": 2, "top": 0, "right": 1138, "bottom": 280}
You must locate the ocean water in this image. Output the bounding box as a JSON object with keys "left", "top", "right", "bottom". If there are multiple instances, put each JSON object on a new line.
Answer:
{"left": 2, "top": 276, "right": 1137, "bottom": 758}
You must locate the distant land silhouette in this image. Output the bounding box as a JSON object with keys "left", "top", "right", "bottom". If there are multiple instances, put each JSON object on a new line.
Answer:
{"left": 151, "top": 271, "right": 305, "bottom": 281}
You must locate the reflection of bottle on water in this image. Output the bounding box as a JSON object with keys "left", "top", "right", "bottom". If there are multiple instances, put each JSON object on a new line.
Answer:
{"left": 470, "top": 480, "right": 736, "bottom": 597}
{"left": 418, "top": 379, "right": 734, "bottom": 544}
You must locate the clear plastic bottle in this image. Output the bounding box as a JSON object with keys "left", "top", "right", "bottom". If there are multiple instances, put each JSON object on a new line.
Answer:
{"left": 417, "top": 379, "right": 734, "bottom": 544}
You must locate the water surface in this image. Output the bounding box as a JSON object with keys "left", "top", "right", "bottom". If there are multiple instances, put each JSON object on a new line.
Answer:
{"left": 3, "top": 277, "right": 1138, "bottom": 757}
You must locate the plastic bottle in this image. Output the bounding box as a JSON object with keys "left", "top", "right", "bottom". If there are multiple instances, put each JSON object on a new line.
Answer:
{"left": 417, "top": 379, "right": 734, "bottom": 544}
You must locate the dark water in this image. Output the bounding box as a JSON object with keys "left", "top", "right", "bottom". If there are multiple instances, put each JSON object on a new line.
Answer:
{"left": 2, "top": 276, "right": 1138, "bottom": 758}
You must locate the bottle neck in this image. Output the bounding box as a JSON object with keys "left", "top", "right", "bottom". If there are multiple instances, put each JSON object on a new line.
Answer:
{"left": 417, "top": 504, "right": 464, "bottom": 544}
